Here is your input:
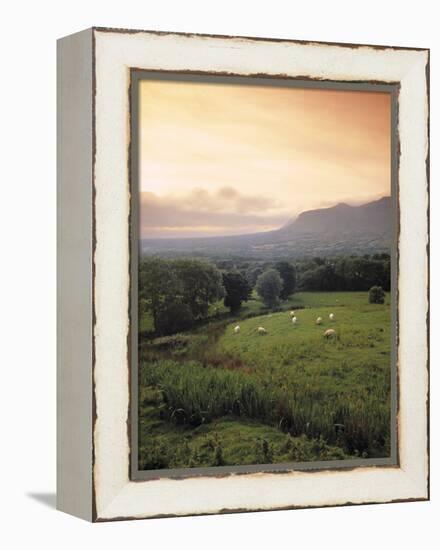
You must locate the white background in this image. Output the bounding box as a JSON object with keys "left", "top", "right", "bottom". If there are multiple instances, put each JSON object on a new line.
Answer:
{"left": 0, "top": 0, "right": 437, "bottom": 548}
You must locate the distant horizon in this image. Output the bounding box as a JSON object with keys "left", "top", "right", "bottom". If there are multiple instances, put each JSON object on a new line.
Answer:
{"left": 139, "top": 80, "right": 391, "bottom": 239}
{"left": 141, "top": 194, "right": 391, "bottom": 241}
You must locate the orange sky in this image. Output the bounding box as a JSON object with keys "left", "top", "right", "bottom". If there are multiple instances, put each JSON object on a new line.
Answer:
{"left": 139, "top": 79, "right": 391, "bottom": 239}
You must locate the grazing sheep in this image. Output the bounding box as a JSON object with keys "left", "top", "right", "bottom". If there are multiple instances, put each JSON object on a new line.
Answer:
{"left": 292, "top": 316, "right": 298, "bottom": 325}
{"left": 257, "top": 326, "right": 267, "bottom": 335}
{"left": 324, "top": 328, "right": 336, "bottom": 338}
{"left": 289, "top": 310, "right": 295, "bottom": 317}
{"left": 234, "top": 325, "right": 240, "bottom": 334}
{"left": 329, "top": 313, "right": 335, "bottom": 321}
{"left": 316, "top": 317, "right": 323, "bottom": 325}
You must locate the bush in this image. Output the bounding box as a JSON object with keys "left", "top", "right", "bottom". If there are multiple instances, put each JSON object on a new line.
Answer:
{"left": 155, "top": 301, "right": 194, "bottom": 335}
{"left": 369, "top": 285, "right": 385, "bottom": 304}
{"left": 147, "top": 334, "right": 208, "bottom": 358}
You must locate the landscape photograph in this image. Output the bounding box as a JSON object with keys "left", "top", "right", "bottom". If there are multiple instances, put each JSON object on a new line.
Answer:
{"left": 136, "top": 77, "right": 394, "bottom": 471}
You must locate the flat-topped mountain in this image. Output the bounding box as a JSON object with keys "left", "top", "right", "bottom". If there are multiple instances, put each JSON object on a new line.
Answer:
{"left": 141, "top": 197, "right": 392, "bottom": 259}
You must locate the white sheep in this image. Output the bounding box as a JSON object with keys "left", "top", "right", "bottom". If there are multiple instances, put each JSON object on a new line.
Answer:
{"left": 292, "top": 316, "right": 298, "bottom": 325}
{"left": 329, "top": 313, "right": 335, "bottom": 321}
{"left": 324, "top": 328, "right": 336, "bottom": 338}
{"left": 316, "top": 317, "right": 323, "bottom": 325}
{"left": 289, "top": 310, "right": 295, "bottom": 317}
{"left": 234, "top": 325, "right": 240, "bottom": 334}
{"left": 257, "top": 326, "right": 267, "bottom": 335}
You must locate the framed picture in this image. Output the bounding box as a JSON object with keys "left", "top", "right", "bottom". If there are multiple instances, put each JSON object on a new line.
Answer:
{"left": 57, "top": 27, "right": 429, "bottom": 522}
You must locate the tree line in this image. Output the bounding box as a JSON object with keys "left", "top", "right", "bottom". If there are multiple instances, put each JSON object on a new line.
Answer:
{"left": 139, "top": 254, "right": 390, "bottom": 335}
{"left": 139, "top": 258, "right": 296, "bottom": 335}
{"left": 221, "top": 253, "right": 390, "bottom": 293}
{"left": 295, "top": 254, "right": 390, "bottom": 292}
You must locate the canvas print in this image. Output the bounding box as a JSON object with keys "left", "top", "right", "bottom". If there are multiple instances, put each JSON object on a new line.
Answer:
{"left": 135, "top": 77, "right": 394, "bottom": 471}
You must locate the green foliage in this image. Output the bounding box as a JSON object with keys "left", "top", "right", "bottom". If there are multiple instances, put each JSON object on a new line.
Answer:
{"left": 274, "top": 261, "right": 296, "bottom": 299}
{"left": 141, "top": 350, "right": 389, "bottom": 458}
{"left": 154, "top": 301, "right": 194, "bottom": 335}
{"left": 256, "top": 269, "right": 283, "bottom": 308}
{"left": 138, "top": 396, "right": 349, "bottom": 469}
{"left": 139, "top": 440, "right": 170, "bottom": 470}
{"left": 222, "top": 271, "right": 252, "bottom": 313}
{"left": 245, "top": 266, "right": 264, "bottom": 288}
{"left": 138, "top": 290, "right": 392, "bottom": 469}
{"left": 369, "top": 285, "right": 385, "bottom": 304}
{"left": 297, "top": 255, "right": 390, "bottom": 292}
{"left": 255, "top": 438, "right": 274, "bottom": 464}
{"left": 281, "top": 434, "right": 346, "bottom": 462}
{"left": 139, "top": 258, "right": 181, "bottom": 335}
{"left": 214, "top": 444, "right": 225, "bottom": 466}
{"left": 146, "top": 333, "right": 208, "bottom": 353}
{"left": 139, "top": 256, "right": 391, "bottom": 334}
{"left": 139, "top": 257, "right": 224, "bottom": 335}
{"left": 173, "top": 258, "right": 225, "bottom": 319}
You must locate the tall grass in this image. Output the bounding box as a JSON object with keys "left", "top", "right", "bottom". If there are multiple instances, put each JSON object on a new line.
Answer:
{"left": 140, "top": 358, "right": 390, "bottom": 455}
{"left": 139, "top": 292, "right": 392, "bottom": 459}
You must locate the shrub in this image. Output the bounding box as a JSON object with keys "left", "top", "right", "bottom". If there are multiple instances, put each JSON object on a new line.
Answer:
{"left": 155, "top": 301, "right": 194, "bottom": 335}
{"left": 148, "top": 333, "right": 209, "bottom": 354}
{"left": 369, "top": 285, "right": 385, "bottom": 304}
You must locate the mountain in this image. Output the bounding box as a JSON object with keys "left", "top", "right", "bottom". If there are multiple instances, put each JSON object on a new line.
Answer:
{"left": 141, "top": 197, "right": 392, "bottom": 259}
{"left": 280, "top": 196, "right": 391, "bottom": 236}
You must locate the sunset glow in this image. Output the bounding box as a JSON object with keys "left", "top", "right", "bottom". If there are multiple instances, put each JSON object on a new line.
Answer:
{"left": 139, "top": 79, "right": 391, "bottom": 239}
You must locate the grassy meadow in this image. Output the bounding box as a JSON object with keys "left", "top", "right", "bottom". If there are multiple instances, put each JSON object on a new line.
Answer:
{"left": 138, "top": 290, "right": 391, "bottom": 470}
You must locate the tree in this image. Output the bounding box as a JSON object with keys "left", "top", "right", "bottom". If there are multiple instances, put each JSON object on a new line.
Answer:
{"left": 139, "top": 258, "right": 181, "bottom": 333}
{"left": 245, "top": 266, "right": 264, "bottom": 288}
{"left": 172, "top": 259, "right": 225, "bottom": 319}
{"left": 274, "top": 261, "right": 296, "bottom": 299}
{"left": 256, "top": 269, "right": 283, "bottom": 308}
{"left": 369, "top": 285, "right": 385, "bottom": 304}
{"left": 222, "top": 271, "right": 252, "bottom": 313}
{"left": 139, "top": 258, "right": 225, "bottom": 335}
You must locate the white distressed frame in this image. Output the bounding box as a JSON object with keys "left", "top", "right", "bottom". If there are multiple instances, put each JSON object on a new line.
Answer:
{"left": 58, "top": 27, "right": 429, "bottom": 522}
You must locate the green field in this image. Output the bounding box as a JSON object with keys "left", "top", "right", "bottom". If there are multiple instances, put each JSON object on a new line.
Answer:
{"left": 139, "top": 291, "right": 391, "bottom": 469}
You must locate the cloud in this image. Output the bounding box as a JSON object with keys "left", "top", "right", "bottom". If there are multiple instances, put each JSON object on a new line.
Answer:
{"left": 166, "top": 186, "right": 281, "bottom": 214}
{"left": 139, "top": 80, "right": 391, "bottom": 222}
{"left": 217, "top": 186, "right": 238, "bottom": 200}
{"left": 140, "top": 188, "right": 290, "bottom": 238}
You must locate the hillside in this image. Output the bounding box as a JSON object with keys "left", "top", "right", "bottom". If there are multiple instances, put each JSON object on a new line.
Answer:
{"left": 281, "top": 196, "right": 391, "bottom": 235}
{"left": 141, "top": 197, "right": 392, "bottom": 259}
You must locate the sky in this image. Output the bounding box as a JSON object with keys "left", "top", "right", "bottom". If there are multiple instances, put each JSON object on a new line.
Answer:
{"left": 139, "top": 79, "right": 391, "bottom": 239}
